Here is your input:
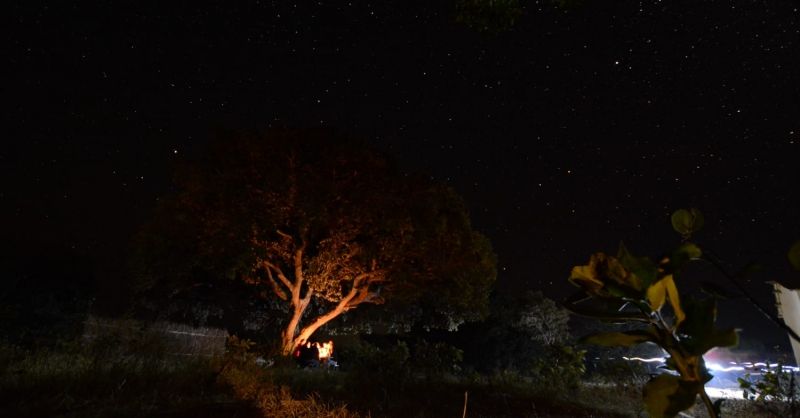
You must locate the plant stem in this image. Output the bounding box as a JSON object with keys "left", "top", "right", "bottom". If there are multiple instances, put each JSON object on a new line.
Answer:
{"left": 703, "top": 251, "right": 800, "bottom": 344}
{"left": 661, "top": 331, "right": 718, "bottom": 418}
{"left": 698, "top": 387, "right": 718, "bottom": 418}
{"left": 462, "top": 391, "right": 468, "bottom": 418}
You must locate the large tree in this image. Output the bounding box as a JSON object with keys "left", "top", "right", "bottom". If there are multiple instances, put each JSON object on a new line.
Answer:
{"left": 135, "top": 129, "right": 496, "bottom": 354}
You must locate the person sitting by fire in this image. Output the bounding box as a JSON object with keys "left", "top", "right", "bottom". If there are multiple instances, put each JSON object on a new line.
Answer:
{"left": 294, "top": 341, "right": 319, "bottom": 368}
{"left": 294, "top": 339, "right": 338, "bottom": 369}
{"left": 293, "top": 340, "right": 305, "bottom": 366}
{"left": 307, "top": 342, "right": 320, "bottom": 367}
{"left": 293, "top": 340, "right": 314, "bottom": 368}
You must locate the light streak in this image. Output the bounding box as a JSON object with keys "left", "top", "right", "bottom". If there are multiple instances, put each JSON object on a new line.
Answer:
{"left": 618, "top": 357, "right": 800, "bottom": 372}
{"left": 622, "top": 356, "right": 666, "bottom": 363}
{"left": 705, "top": 362, "right": 745, "bottom": 372}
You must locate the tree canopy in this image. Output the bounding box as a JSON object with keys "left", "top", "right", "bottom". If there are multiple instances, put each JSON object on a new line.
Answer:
{"left": 134, "top": 129, "right": 496, "bottom": 354}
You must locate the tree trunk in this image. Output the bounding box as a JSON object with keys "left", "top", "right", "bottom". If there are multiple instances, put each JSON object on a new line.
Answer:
{"left": 280, "top": 300, "right": 348, "bottom": 355}
{"left": 279, "top": 285, "right": 370, "bottom": 355}
{"left": 281, "top": 295, "right": 310, "bottom": 355}
{"left": 277, "top": 256, "right": 376, "bottom": 355}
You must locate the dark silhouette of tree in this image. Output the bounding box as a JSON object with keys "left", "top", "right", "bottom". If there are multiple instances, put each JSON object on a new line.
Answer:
{"left": 135, "top": 129, "right": 496, "bottom": 354}
{"left": 460, "top": 291, "right": 573, "bottom": 373}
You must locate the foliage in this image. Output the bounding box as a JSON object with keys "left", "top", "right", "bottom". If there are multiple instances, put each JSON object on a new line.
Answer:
{"left": 134, "top": 129, "right": 496, "bottom": 354}
{"left": 511, "top": 291, "right": 571, "bottom": 345}
{"left": 408, "top": 339, "right": 464, "bottom": 376}
{"left": 457, "top": 292, "right": 569, "bottom": 375}
{"left": 528, "top": 343, "right": 585, "bottom": 391}
{"left": 339, "top": 338, "right": 411, "bottom": 378}
{"left": 224, "top": 335, "right": 257, "bottom": 365}
{"left": 670, "top": 208, "right": 705, "bottom": 240}
{"left": 566, "top": 208, "right": 738, "bottom": 418}
{"left": 332, "top": 337, "right": 483, "bottom": 393}
{"left": 740, "top": 367, "right": 797, "bottom": 401}
{"left": 739, "top": 365, "right": 800, "bottom": 417}
{"left": 588, "top": 356, "right": 650, "bottom": 398}
{"left": 459, "top": 291, "right": 582, "bottom": 388}
{"left": 790, "top": 240, "right": 800, "bottom": 271}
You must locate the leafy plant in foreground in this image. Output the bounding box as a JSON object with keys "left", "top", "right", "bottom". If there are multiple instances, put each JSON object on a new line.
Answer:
{"left": 738, "top": 360, "right": 799, "bottom": 417}
{"left": 566, "top": 208, "right": 737, "bottom": 418}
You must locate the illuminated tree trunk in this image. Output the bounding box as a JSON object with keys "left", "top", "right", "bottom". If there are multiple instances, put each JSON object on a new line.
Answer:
{"left": 285, "top": 278, "right": 378, "bottom": 354}
{"left": 281, "top": 292, "right": 312, "bottom": 355}
{"left": 267, "top": 248, "right": 384, "bottom": 355}
{"left": 282, "top": 302, "right": 343, "bottom": 355}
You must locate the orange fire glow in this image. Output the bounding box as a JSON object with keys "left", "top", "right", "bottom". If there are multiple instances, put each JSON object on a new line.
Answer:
{"left": 317, "top": 340, "right": 334, "bottom": 359}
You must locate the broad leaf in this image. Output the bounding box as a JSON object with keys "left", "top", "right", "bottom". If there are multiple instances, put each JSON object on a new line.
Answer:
{"left": 677, "top": 298, "right": 738, "bottom": 355}
{"left": 665, "top": 242, "right": 702, "bottom": 274}
{"left": 618, "top": 243, "right": 658, "bottom": 288}
{"left": 708, "top": 328, "right": 739, "bottom": 350}
{"left": 568, "top": 252, "right": 643, "bottom": 299}
{"left": 675, "top": 242, "right": 702, "bottom": 259}
{"left": 580, "top": 329, "right": 656, "bottom": 347}
{"left": 600, "top": 254, "right": 644, "bottom": 293}
{"left": 663, "top": 275, "right": 685, "bottom": 325}
{"left": 643, "top": 374, "right": 700, "bottom": 418}
{"left": 700, "top": 362, "right": 715, "bottom": 384}
{"left": 569, "top": 257, "right": 604, "bottom": 294}
{"left": 646, "top": 279, "right": 667, "bottom": 312}
{"left": 677, "top": 298, "right": 714, "bottom": 351}
{"left": 671, "top": 208, "right": 704, "bottom": 238}
{"left": 646, "top": 275, "right": 685, "bottom": 325}
{"left": 734, "top": 262, "right": 763, "bottom": 276}
{"left": 789, "top": 241, "right": 800, "bottom": 271}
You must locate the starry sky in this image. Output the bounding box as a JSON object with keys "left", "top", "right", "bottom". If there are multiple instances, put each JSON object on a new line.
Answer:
{"left": 6, "top": 1, "right": 800, "bottom": 348}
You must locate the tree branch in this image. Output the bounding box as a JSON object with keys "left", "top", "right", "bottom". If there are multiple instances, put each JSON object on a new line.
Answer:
{"left": 264, "top": 268, "right": 288, "bottom": 300}
{"left": 292, "top": 274, "right": 374, "bottom": 347}
{"left": 263, "top": 261, "right": 294, "bottom": 293}
{"left": 703, "top": 250, "right": 800, "bottom": 345}
{"left": 346, "top": 285, "right": 384, "bottom": 308}
{"left": 276, "top": 229, "right": 293, "bottom": 241}
{"left": 294, "top": 248, "right": 305, "bottom": 288}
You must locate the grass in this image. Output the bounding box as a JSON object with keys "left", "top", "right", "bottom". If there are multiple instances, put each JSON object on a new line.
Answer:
{"left": 255, "top": 362, "right": 634, "bottom": 417}
{"left": 1, "top": 337, "right": 793, "bottom": 417}
{"left": 0, "top": 342, "right": 258, "bottom": 418}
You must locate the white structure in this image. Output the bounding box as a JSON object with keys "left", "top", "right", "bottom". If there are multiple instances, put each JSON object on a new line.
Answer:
{"left": 772, "top": 282, "right": 800, "bottom": 366}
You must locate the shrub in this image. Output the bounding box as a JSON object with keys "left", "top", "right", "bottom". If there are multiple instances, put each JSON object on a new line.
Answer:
{"left": 409, "top": 339, "right": 464, "bottom": 377}
{"left": 739, "top": 366, "right": 800, "bottom": 417}
{"left": 528, "top": 344, "right": 585, "bottom": 392}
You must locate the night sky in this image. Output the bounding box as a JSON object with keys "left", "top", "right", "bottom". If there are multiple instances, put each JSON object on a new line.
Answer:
{"left": 6, "top": 1, "right": 800, "bottom": 348}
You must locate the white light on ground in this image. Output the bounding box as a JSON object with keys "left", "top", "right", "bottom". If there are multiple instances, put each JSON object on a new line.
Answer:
{"left": 621, "top": 356, "right": 799, "bottom": 400}
{"left": 705, "top": 387, "right": 745, "bottom": 399}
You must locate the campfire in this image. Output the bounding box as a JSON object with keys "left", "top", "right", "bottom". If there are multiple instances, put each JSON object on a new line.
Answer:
{"left": 317, "top": 340, "right": 334, "bottom": 360}
{"left": 294, "top": 340, "right": 335, "bottom": 367}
